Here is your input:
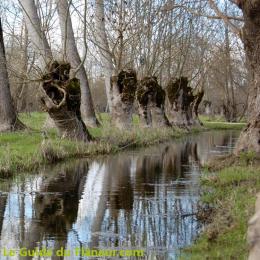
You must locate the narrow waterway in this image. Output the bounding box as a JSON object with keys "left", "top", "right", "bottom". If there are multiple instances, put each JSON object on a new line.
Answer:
{"left": 0, "top": 130, "right": 239, "bottom": 259}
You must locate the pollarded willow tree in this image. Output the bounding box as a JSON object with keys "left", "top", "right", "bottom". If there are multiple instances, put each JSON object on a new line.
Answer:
{"left": 110, "top": 70, "right": 138, "bottom": 129}
{"left": 137, "top": 77, "right": 171, "bottom": 128}
{"left": 166, "top": 77, "right": 204, "bottom": 128}
{"left": 19, "top": 0, "right": 91, "bottom": 141}
{"left": 0, "top": 18, "right": 25, "bottom": 132}
{"left": 94, "top": 0, "right": 138, "bottom": 129}
{"left": 207, "top": 0, "right": 260, "bottom": 154}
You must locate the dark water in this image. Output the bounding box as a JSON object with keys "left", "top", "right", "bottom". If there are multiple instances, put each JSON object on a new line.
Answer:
{"left": 0, "top": 131, "right": 239, "bottom": 259}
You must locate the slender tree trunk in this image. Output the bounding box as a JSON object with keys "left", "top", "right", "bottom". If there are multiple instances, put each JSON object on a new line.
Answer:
{"left": 0, "top": 19, "right": 25, "bottom": 132}
{"left": 234, "top": 0, "right": 260, "bottom": 155}
{"left": 56, "top": 0, "right": 100, "bottom": 127}
{"left": 95, "top": 0, "right": 114, "bottom": 112}
{"left": 20, "top": 0, "right": 53, "bottom": 69}
{"left": 190, "top": 87, "right": 204, "bottom": 126}
{"left": 17, "top": 21, "right": 29, "bottom": 112}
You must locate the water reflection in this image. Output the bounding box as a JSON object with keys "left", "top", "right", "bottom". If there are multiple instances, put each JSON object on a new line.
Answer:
{"left": 0, "top": 131, "right": 239, "bottom": 259}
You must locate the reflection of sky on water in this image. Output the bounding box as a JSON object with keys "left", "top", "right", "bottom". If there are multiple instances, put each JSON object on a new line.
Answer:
{"left": 0, "top": 131, "right": 239, "bottom": 259}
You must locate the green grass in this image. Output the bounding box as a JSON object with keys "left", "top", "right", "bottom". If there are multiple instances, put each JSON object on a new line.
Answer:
{"left": 0, "top": 112, "right": 246, "bottom": 176}
{"left": 182, "top": 163, "right": 260, "bottom": 259}
{"left": 0, "top": 112, "right": 186, "bottom": 175}
{"left": 199, "top": 115, "right": 246, "bottom": 130}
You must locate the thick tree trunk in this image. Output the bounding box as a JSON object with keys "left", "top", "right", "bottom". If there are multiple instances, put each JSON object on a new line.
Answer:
{"left": 166, "top": 77, "right": 203, "bottom": 128}
{"left": 56, "top": 0, "right": 100, "bottom": 127}
{"left": 234, "top": 0, "right": 260, "bottom": 154}
{"left": 39, "top": 61, "right": 91, "bottom": 142}
{"left": 137, "top": 77, "right": 171, "bottom": 128}
{"left": 21, "top": 0, "right": 93, "bottom": 138}
{"left": 0, "top": 19, "right": 25, "bottom": 132}
{"left": 95, "top": 0, "right": 114, "bottom": 112}
{"left": 110, "top": 70, "right": 137, "bottom": 129}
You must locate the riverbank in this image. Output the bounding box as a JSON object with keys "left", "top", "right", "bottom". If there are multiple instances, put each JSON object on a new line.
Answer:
{"left": 182, "top": 157, "right": 260, "bottom": 259}
{"left": 0, "top": 112, "right": 245, "bottom": 176}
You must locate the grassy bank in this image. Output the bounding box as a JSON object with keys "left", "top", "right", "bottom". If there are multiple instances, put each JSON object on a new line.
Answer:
{"left": 199, "top": 115, "right": 246, "bottom": 130}
{"left": 0, "top": 112, "right": 186, "bottom": 176}
{"left": 182, "top": 158, "right": 260, "bottom": 259}
{"left": 0, "top": 112, "right": 245, "bottom": 176}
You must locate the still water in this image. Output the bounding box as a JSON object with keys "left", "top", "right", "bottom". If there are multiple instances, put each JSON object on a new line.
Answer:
{"left": 0, "top": 131, "right": 239, "bottom": 259}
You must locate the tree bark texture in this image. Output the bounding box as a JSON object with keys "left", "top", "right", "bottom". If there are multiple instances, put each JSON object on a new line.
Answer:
{"left": 166, "top": 77, "right": 204, "bottom": 128}
{"left": 234, "top": 0, "right": 260, "bottom": 154}
{"left": 0, "top": 18, "right": 25, "bottom": 132}
{"left": 110, "top": 70, "right": 137, "bottom": 129}
{"left": 20, "top": 0, "right": 53, "bottom": 70}
{"left": 137, "top": 77, "right": 171, "bottom": 128}
{"left": 56, "top": 0, "right": 100, "bottom": 127}
{"left": 95, "top": 0, "right": 114, "bottom": 112}
{"left": 39, "top": 61, "right": 91, "bottom": 142}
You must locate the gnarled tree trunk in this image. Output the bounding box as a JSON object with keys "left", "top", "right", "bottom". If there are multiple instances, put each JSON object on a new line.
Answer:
{"left": 21, "top": 0, "right": 92, "bottom": 140}
{"left": 39, "top": 61, "right": 91, "bottom": 142}
{"left": 0, "top": 18, "right": 25, "bottom": 132}
{"left": 166, "top": 77, "right": 204, "bottom": 128}
{"left": 56, "top": 0, "right": 100, "bottom": 127}
{"left": 110, "top": 70, "right": 137, "bottom": 129}
{"left": 234, "top": 0, "right": 260, "bottom": 154}
{"left": 137, "top": 77, "right": 170, "bottom": 128}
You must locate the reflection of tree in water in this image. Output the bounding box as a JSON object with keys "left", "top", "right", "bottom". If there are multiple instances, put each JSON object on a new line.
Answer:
{"left": 134, "top": 141, "right": 200, "bottom": 196}
{"left": 100, "top": 140, "right": 200, "bottom": 256}
{"left": 0, "top": 194, "right": 7, "bottom": 239}
{"left": 21, "top": 161, "right": 88, "bottom": 257}
{"left": 106, "top": 157, "right": 134, "bottom": 212}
